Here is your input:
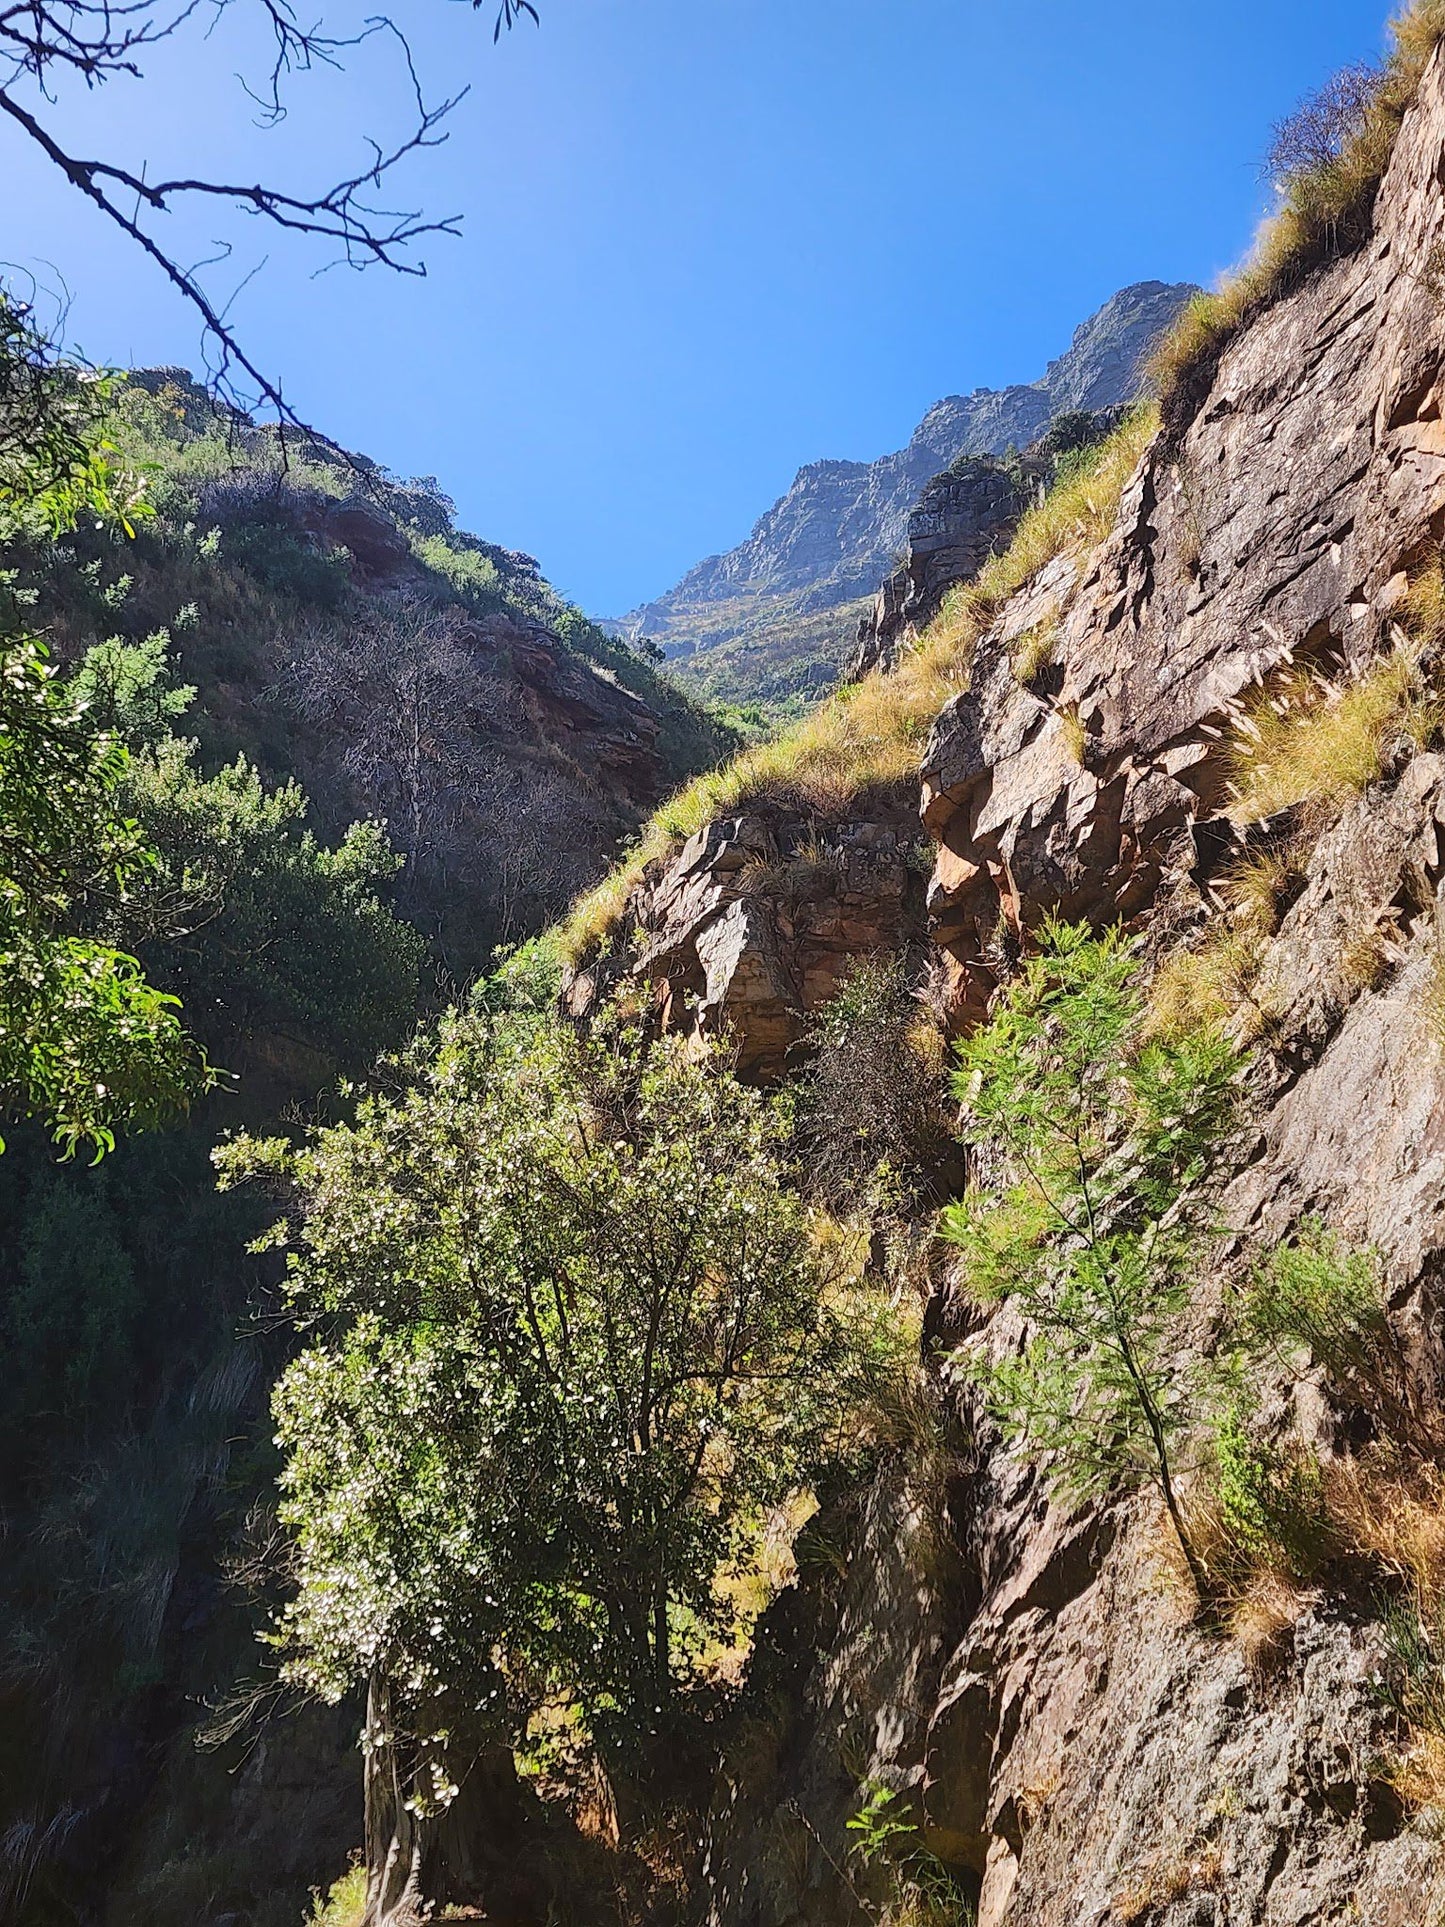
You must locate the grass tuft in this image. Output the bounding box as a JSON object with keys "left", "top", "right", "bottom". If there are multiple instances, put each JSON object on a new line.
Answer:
{"left": 1147, "top": 930, "right": 1275, "bottom": 1045}
{"left": 307, "top": 1865, "right": 367, "bottom": 1927}
{"left": 1228, "top": 648, "right": 1430, "bottom": 825}
{"left": 1229, "top": 1567, "right": 1317, "bottom": 1673}
{"left": 1220, "top": 845, "right": 1300, "bottom": 938}
{"left": 1151, "top": 2, "right": 1445, "bottom": 425}
{"left": 1011, "top": 613, "right": 1059, "bottom": 686}
{"left": 1404, "top": 552, "right": 1445, "bottom": 652}
{"left": 1113, "top": 1843, "right": 1223, "bottom": 1925}
{"left": 1058, "top": 704, "right": 1088, "bottom": 765}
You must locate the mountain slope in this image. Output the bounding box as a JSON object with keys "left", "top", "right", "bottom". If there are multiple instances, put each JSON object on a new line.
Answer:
{"left": 557, "top": 18, "right": 1445, "bottom": 1924}
{"left": 34, "top": 370, "right": 734, "bottom": 978}
{"left": 0, "top": 369, "right": 734, "bottom": 1927}
{"left": 622, "top": 280, "right": 1196, "bottom": 704}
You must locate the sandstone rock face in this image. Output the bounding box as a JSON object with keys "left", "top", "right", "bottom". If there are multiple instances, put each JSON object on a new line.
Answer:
{"left": 714, "top": 738, "right": 1445, "bottom": 1927}
{"left": 472, "top": 613, "right": 665, "bottom": 797}
{"left": 624, "top": 40, "right": 1445, "bottom": 1927}
{"left": 567, "top": 806, "right": 929, "bottom": 1081}
{"left": 620, "top": 283, "right": 1196, "bottom": 701}
{"left": 849, "top": 458, "right": 1031, "bottom": 682}
{"left": 922, "top": 49, "right": 1445, "bottom": 1024}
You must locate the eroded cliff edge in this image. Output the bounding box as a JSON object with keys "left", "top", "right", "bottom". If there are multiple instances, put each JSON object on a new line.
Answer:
{"left": 567, "top": 32, "right": 1445, "bottom": 1927}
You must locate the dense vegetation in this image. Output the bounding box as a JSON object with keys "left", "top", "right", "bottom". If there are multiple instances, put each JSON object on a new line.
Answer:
{"left": 10, "top": 9, "right": 1445, "bottom": 1922}
{"left": 225, "top": 1004, "right": 902, "bottom": 1785}
{"left": 656, "top": 592, "right": 875, "bottom": 713}
{"left": 9, "top": 369, "right": 734, "bottom": 982}
{"left": 0, "top": 318, "right": 735, "bottom": 1925}
{"left": 944, "top": 922, "right": 1240, "bottom": 1593}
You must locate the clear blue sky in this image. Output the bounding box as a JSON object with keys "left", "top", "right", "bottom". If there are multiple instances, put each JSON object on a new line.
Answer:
{"left": 0, "top": 0, "right": 1394, "bottom": 614}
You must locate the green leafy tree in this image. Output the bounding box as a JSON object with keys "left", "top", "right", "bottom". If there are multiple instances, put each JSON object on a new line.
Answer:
{"left": 0, "top": 326, "right": 209, "bottom": 1153}
{"left": 62, "top": 629, "right": 425, "bottom": 1075}
{"left": 120, "top": 736, "right": 423, "bottom": 1072}
{"left": 220, "top": 1009, "right": 896, "bottom": 1773}
{"left": 941, "top": 921, "right": 1240, "bottom": 1590}
{"left": 10, "top": 1172, "right": 139, "bottom": 1422}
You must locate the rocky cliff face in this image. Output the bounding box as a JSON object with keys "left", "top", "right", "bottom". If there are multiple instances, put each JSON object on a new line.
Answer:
{"left": 574, "top": 32, "right": 1445, "bottom": 1924}
{"left": 848, "top": 457, "right": 1035, "bottom": 683}
{"left": 622, "top": 284, "right": 1195, "bottom": 705}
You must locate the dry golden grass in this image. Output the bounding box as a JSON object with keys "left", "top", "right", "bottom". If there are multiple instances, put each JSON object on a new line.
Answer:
{"left": 1011, "top": 613, "right": 1059, "bottom": 686}
{"left": 1228, "top": 649, "right": 1425, "bottom": 825}
{"left": 1058, "top": 704, "right": 1088, "bottom": 765}
{"left": 1220, "top": 845, "right": 1300, "bottom": 938}
{"left": 1172, "top": 1466, "right": 1321, "bottom": 1660}
{"left": 1404, "top": 553, "right": 1445, "bottom": 651}
{"left": 1018, "top": 1770, "right": 1061, "bottom": 1829}
{"left": 1315, "top": 1453, "right": 1445, "bottom": 1813}
{"left": 1384, "top": 1729, "right": 1445, "bottom": 1811}
{"left": 947, "top": 406, "right": 1158, "bottom": 648}
{"left": 1324, "top": 1455, "right": 1445, "bottom": 1609}
{"left": 1339, "top": 929, "right": 1394, "bottom": 996}
{"left": 1146, "top": 930, "right": 1276, "bottom": 1046}
{"left": 1228, "top": 1568, "right": 1316, "bottom": 1674}
{"left": 1151, "top": 2, "right": 1445, "bottom": 416}
{"left": 1113, "top": 1842, "right": 1223, "bottom": 1924}
{"left": 557, "top": 649, "right": 967, "bottom": 959}
{"left": 558, "top": 410, "right": 1159, "bottom": 963}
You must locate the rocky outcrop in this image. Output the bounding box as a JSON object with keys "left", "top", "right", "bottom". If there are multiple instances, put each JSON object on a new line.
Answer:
{"left": 566, "top": 805, "right": 930, "bottom": 1081}
{"left": 579, "top": 32, "right": 1445, "bottom": 1927}
{"left": 706, "top": 740, "right": 1445, "bottom": 1927}
{"left": 849, "top": 458, "right": 1032, "bottom": 682}
{"left": 921, "top": 53, "right": 1445, "bottom": 1022}
{"left": 620, "top": 283, "right": 1195, "bottom": 703}
{"left": 476, "top": 613, "right": 664, "bottom": 795}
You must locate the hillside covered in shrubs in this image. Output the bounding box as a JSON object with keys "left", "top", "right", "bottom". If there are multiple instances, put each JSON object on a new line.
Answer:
{"left": 14, "top": 4, "right": 1445, "bottom": 1926}
{"left": 0, "top": 336, "right": 733, "bottom": 1926}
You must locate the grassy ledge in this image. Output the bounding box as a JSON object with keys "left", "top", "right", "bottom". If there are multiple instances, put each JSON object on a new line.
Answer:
{"left": 1148, "top": 554, "right": 1445, "bottom": 1042}
{"left": 557, "top": 408, "right": 1159, "bottom": 965}
{"left": 1152, "top": 0, "right": 1445, "bottom": 431}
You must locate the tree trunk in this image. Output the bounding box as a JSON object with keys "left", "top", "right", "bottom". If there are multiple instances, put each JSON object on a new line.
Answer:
{"left": 361, "top": 1673, "right": 527, "bottom": 1927}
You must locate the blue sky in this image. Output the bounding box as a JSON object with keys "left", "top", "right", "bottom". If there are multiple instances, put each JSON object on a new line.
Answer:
{"left": 0, "top": 0, "right": 1394, "bottom": 613}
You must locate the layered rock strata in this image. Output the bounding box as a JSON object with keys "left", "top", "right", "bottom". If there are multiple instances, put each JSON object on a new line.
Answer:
{"left": 849, "top": 458, "right": 1032, "bottom": 682}
{"left": 566, "top": 806, "right": 930, "bottom": 1081}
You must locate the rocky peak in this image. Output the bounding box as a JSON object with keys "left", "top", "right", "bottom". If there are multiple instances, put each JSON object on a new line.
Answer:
{"left": 847, "top": 409, "right": 1132, "bottom": 683}
{"left": 620, "top": 281, "right": 1196, "bottom": 705}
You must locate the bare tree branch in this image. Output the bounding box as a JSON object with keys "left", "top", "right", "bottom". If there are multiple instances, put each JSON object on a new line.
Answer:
{"left": 0, "top": 0, "right": 538, "bottom": 439}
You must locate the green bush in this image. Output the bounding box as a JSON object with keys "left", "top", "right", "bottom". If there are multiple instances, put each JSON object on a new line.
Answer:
{"left": 1236, "top": 1220, "right": 1427, "bottom": 1441}
{"left": 0, "top": 315, "right": 207, "bottom": 1157}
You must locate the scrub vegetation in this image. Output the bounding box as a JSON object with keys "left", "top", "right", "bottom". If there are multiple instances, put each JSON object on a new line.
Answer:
{"left": 1151, "top": 0, "right": 1445, "bottom": 426}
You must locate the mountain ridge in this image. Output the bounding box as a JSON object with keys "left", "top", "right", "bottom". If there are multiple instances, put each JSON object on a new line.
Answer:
{"left": 619, "top": 279, "right": 1198, "bottom": 703}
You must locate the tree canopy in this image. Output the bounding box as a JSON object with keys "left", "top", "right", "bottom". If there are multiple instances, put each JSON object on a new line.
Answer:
{"left": 0, "top": 302, "right": 208, "bottom": 1155}
{"left": 222, "top": 1005, "right": 900, "bottom": 1774}
{"left": 942, "top": 920, "right": 1240, "bottom": 1590}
